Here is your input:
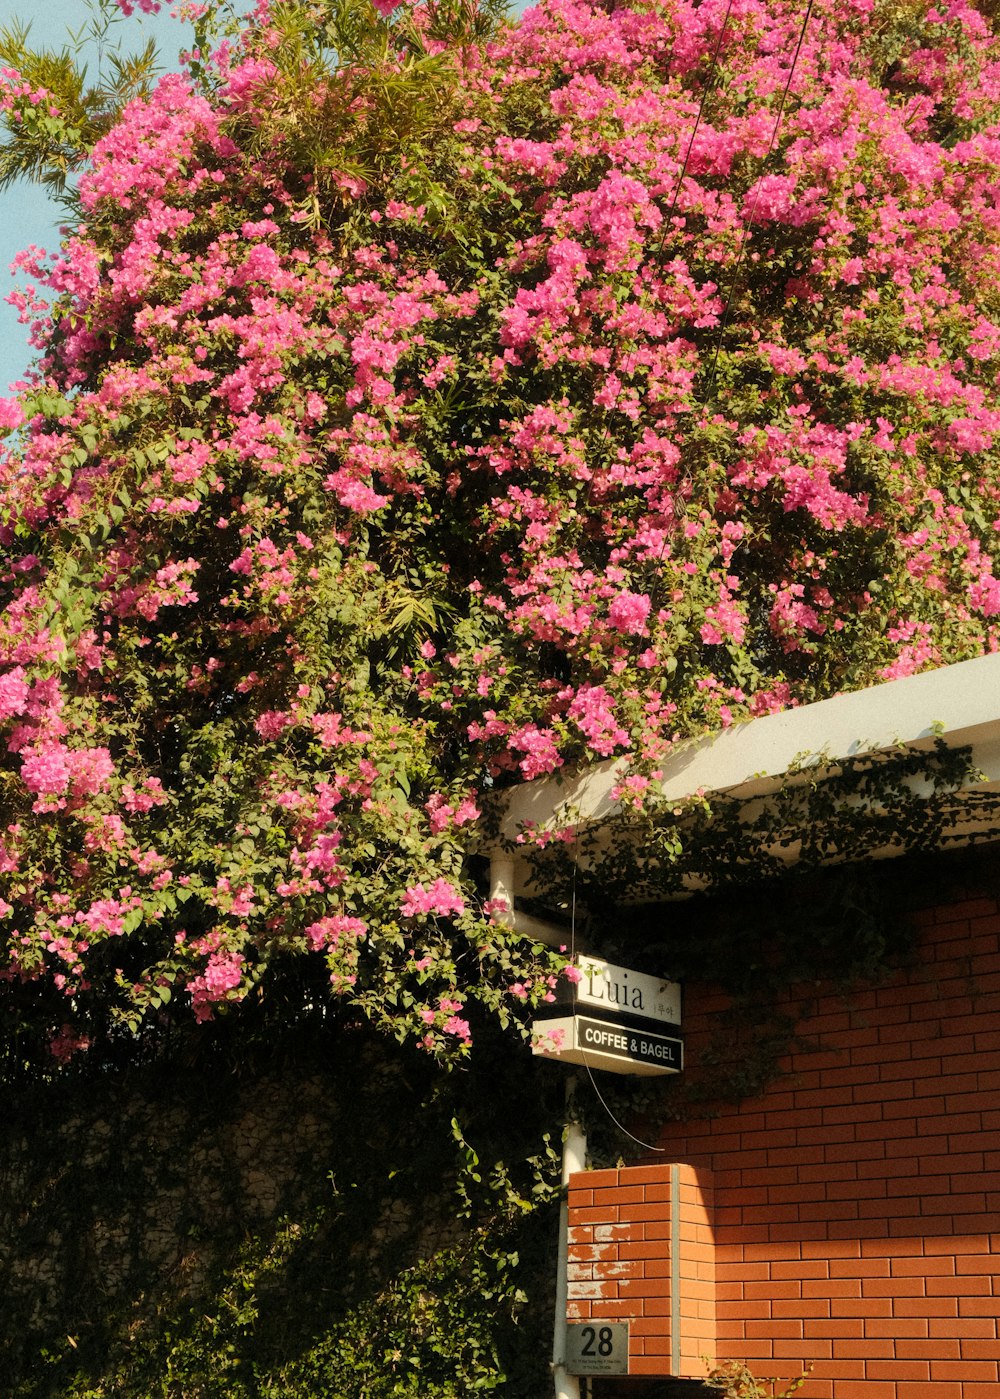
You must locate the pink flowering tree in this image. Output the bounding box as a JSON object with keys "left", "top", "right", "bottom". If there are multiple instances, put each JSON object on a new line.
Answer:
{"left": 2, "top": 0, "right": 1000, "bottom": 1070}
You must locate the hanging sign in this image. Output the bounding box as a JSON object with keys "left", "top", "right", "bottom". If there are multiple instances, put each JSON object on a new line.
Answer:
{"left": 532, "top": 1012, "right": 683, "bottom": 1076}
{"left": 532, "top": 956, "right": 682, "bottom": 1075}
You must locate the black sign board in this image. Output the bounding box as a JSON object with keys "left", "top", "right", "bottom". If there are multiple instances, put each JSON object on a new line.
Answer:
{"left": 575, "top": 1015, "right": 683, "bottom": 1071}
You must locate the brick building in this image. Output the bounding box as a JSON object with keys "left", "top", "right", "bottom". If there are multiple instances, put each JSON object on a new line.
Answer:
{"left": 491, "top": 654, "right": 1000, "bottom": 1399}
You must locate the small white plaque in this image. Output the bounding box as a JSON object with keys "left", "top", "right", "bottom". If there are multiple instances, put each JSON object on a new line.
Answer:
{"left": 565, "top": 1321, "right": 630, "bottom": 1375}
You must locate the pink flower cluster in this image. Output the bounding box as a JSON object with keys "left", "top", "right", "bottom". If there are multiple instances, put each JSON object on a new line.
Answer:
{"left": 20, "top": 745, "right": 114, "bottom": 798}
{"left": 188, "top": 951, "right": 245, "bottom": 1022}
{"left": 2, "top": 0, "right": 1000, "bottom": 1062}
{"left": 400, "top": 880, "right": 466, "bottom": 919}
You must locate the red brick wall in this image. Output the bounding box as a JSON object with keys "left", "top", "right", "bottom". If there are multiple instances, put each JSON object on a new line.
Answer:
{"left": 647, "top": 894, "right": 1000, "bottom": 1398}
{"left": 566, "top": 1162, "right": 715, "bottom": 1378}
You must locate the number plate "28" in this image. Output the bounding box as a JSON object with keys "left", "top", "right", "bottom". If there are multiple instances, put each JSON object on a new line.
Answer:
{"left": 565, "top": 1321, "right": 630, "bottom": 1375}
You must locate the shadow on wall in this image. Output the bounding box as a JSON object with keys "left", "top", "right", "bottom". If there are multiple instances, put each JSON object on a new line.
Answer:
{"left": 0, "top": 1018, "right": 563, "bottom": 1398}
{"left": 580, "top": 866, "right": 1000, "bottom": 1397}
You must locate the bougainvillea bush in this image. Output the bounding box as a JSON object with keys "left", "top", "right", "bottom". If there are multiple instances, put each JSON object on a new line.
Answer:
{"left": 1, "top": 0, "right": 1000, "bottom": 1070}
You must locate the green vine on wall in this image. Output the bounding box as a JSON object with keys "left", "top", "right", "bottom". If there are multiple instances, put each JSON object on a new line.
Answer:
{"left": 3, "top": 1021, "right": 565, "bottom": 1399}
{"left": 515, "top": 738, "right": 993, "bottom": 913}
{"left": 510, "top": 740, "right": 1000, "bottom": 1158}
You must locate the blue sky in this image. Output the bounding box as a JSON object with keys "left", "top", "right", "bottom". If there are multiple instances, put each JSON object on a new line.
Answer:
{"left": 0, "top": 1, "right": 217, "bottom": 393}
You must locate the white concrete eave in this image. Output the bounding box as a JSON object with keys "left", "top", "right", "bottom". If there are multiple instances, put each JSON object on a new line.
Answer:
{"left": 493, "top": 654, "right": 1000, "bottom": 871}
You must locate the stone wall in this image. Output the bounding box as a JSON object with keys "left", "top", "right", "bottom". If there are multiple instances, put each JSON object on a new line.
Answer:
{"left": 0, "top": 1025, "right": 488, "bottom": 1392}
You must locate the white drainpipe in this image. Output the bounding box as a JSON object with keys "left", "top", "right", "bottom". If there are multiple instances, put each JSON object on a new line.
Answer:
{"left": 489, "top": 853, "right": 517, "bottom": 925}
{"left": 489, "top": 856, "right": 586, "bottom": 1399}
{"left": 553, "top": 1098, "right": 586, "bottom": 1399}
{"left": 488, "top": 854, "right": 570, "bottom": 946}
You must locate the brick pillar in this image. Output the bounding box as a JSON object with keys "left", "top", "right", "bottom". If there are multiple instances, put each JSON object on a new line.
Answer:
{"left": 566, "top": 1163, "right": 716, "bottom": 1379}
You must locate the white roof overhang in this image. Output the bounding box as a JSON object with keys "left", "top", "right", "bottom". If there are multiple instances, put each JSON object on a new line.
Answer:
{"left": 489, "top": 652, "right": 1000, "bottom": 906}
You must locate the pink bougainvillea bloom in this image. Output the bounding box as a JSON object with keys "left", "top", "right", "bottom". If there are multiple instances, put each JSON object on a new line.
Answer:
{"left": 0, "top": 668, "right": 29, "bottom": 722}
{"left": 304, "top": 915, "right": 368, "bottom": 950}
{"left": 400, "top": 880, "right": 466, "bottom": 919}
{"left": 21, "top": 745, "right": 71, "bottom": 795}
{"left": 607, "top": 591, "right": 651, "bottom": 635}
{"left": 113, "top": 0, "right": 161, "bottom": 15}
{"left": 442, "top": 1015, "right": 471, "bottom": 1042}
{"left": 188, "top": 952, "right": 245, "bottom": 1021}
{"left": 2, "top": 0, "right": 1000, "bottom": 1072}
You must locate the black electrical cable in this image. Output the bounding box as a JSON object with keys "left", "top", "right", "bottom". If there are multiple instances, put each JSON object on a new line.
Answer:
{"left": 704, "top": 0, "right": 816, "bottom": 393}
{"left": 585, "top": 0, "right": 737, "bottom": 488}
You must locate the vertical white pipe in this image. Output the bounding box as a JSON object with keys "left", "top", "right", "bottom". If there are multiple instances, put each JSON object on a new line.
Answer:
{"left": 553, "top": 1083, "right": 586, "bottom": 1399}
{"left": 489, "top": 853, "right": 516, "bottom": 925}
{"left": 490, "top": 855, "right": 585, "bottom": 1398}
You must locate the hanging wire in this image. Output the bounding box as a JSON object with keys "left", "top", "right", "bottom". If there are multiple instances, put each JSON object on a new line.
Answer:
{"left": 569, "top": 857, "right": 668, "bottom": 1153}
{"left": 582, "top": 1056, "right": 669, "bottom": 1153}
{"left": 584, "top": 0, "right": 737, "bottom": 495}
{"left": 658, "top": 0, "right": 738, "bottom": 233}
{"left": 702, "top": 0, "right": 816, "bottom": 394}
{"left": 569, "top": 854, "right": 577, "bottom": 963}
{"left": 578, "top": 0, "right": 814, "bottom": 601}
{"left": 638, "top": 0, "right": 816, "bottom": 600}
{"left": 545, "top": 3, "right": 816, "bottom": 1152}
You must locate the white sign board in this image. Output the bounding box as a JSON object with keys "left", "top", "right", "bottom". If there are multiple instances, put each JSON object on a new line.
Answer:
{"left": 573, "top": 956, "right": 681, "bottom": 1028}
{"left": 565, "top": 1322, "right": 630, "bottom": 1375}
